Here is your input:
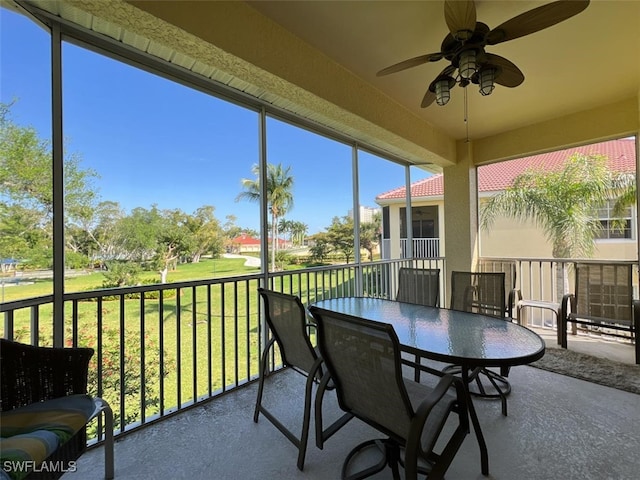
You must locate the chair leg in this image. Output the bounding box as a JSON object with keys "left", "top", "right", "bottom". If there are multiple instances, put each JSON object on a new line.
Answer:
{"left": 296, "top": 367, "right": 318, "bottom": 470}
{"left": 315, "top": 372, "right": 332, "bottom": 449}
{"left": 254, "top": 344, "right": 321, "bottom": 471}
{"left": 253, "top": 338, "right": 275, "bottom": 422}
{"left": 92, "top": 397, "right": 114, "bottom": 480}
{"left": 341, "top": 439, "right": 390, "bottom": 480}
{"left": 484, "top": 371, "right": 509, "bottom": 416}
{"left": 315, "top": 372, "right": 354, "bottom": 450}
{"left": 102, "top": 402, "right": 114, "bottom": 480}
{"left": 465, "top": 368, "right": 511, "bottom": 416}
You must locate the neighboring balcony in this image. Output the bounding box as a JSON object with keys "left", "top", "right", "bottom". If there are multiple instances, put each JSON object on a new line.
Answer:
{"left": 381, "top": 237, "right": 441, "bottom": 259}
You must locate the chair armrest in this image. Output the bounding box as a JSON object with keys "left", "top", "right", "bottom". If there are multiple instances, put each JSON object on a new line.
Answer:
{"left": 558, "top": 293, "right": 575, "bottom": 348}
{"left": 405, "top": 375, "right": 468, "bottom": 463}
{"left": 560, "top": 293, "right": 574, "bottom": 320}
{"left": 633, "top": 299, "right": 640, "bottom": 331}
{"left": 409, "top": 374, "right": 467, "bottom": 434}
{"left": 0, "top": 339, "right": 94, "bottom": 411}
{"left": 507, "top": 288, "right": 522, "bottom": 318}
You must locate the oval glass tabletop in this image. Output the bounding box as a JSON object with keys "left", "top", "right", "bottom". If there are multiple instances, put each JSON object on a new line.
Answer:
{"left": 312, "top": 297, "right": 545, "bottom": 367}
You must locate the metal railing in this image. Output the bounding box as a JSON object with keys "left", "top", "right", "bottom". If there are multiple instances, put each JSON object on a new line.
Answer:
{"left": 3, "top": 255, "right": 635, "bottom": 444}
{"left": 381, "top": 238, "right": 440, "bottom": 259}
{"left": 0, "top": 257, "right": 445, "bottom": 443}
{"left": 480, "top": 257, "right": 640, "bottom": 330}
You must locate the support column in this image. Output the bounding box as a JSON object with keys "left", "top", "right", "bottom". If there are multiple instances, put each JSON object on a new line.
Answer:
{"left": 443, "top": 141, "right": 479, "bottom": 304}
{"left": 636, "top": 90, "right": 640, "bottom": 265}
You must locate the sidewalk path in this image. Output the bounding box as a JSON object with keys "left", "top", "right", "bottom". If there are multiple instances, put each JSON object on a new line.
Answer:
{"left": 222, "top": 253, "right": 261, "bottom": 268}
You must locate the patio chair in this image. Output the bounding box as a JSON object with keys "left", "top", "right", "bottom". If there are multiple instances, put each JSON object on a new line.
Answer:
{"left": 309, "top": 306, "right": 468, "bottom": 480}
{"left": 446, "top": 271, "right": 511, "bottom": 416}
{"left": 396, "top": 267, "right": 440, "bottom": 307}
{"left": 560, "top": 262, "right": 640, "bottom": 364}
{"left": 254, "top": 288, "right": 353, "bottom": 471}
{"left": 477, "top": 259, "right": 518, "bottom": 317}
{"left": 0, "top": 339, "right": 114, "bottom": 480}
{"left": 396, "top": 267, "right": 441, "bottom": 381}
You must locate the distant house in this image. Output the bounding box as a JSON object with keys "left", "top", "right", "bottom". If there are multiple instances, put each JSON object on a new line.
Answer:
{"left": 376, "top": 138, "right": 637, "bottom": 260}
{"left": 229, "top": 234, "right": 261, "bottom": 254}
{"left": 229, "top": 234, "right": 291, "bottom": 254}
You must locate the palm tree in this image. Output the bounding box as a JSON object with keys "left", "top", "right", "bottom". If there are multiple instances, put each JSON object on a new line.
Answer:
{"left": 480, "top": 153, "right": 621, "bottom": 299}
{"left": 236, "top": 163, "right": 294, "bottom": 271}
{"left": 290, "top": 221, "right": 308, "bottom": 247}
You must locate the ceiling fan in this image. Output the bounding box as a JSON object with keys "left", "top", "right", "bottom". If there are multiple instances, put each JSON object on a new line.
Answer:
{"left": 377, "top": 0, "right": 590, "bottom": 108}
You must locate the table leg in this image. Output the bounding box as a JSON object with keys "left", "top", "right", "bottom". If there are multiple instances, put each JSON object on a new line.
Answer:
{"left": 462, "top": 367, "right": 489, "bottom": 476}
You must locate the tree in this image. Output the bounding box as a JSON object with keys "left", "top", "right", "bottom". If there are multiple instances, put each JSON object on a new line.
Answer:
{"left": 278, "top": 218, "right": 294, "bottom": 244}
{"left": 309, "top": 232, "right": 331, "bottom": 264}
{"left": 0, "top": 203, "right": 49, "bottom": 267}
{"left": 115, "top": 206, "right": 190, "bottom": 283}
{"left": 183, "top": 206, "right": 224, "bottom": 263}
{"left": 480, "top": 152, "right": 624, "bottom": 298}
{"left": 326, "top": 216, "right": 355, "bottom": 263}
{"left": 290, "top": 220, "right": 308, "bottom": 247}
{"left": 236, "top": 163, "right": 294, "bottom": 271}
{"left": 359, "top": 212, "right": 382, "bottom": 261}
{"left": 0, "top": 102, "right": 99, "bottom": 267}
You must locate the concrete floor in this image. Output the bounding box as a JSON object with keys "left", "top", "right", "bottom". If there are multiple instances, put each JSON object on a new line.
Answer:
{"left": 64, "top": 333, "right": 639, "bottom": 480}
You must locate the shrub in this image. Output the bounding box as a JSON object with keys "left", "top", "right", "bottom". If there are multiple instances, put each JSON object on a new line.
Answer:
{"left": 102, "top": 261, "right": 141, "bottom": 288}
{"left": 70, "top": 324, "right": 175, "bottom": 436}
{"left": 65, "top": 251, "right": 91, "bottom": 269}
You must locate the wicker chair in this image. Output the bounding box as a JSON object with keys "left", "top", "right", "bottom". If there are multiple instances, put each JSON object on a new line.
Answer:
{"left": 0, "top": 339, "right": 114, "bottom": 480}
{"left": 396, "top": 267, "right": 440, "bottom": 307}
{"left": 309, "top": 305, "right": 468, "bottom": 480}
{"left": 446, "top": 271, "right": 511, "bottom": 416}
{"left": 560, "top": 262, "right": 640, "bottom": 364}
{"left": 254, "top": 288, "right": 353, "bottom": 470}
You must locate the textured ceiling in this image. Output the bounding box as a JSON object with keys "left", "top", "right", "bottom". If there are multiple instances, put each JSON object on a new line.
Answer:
{"left": 248, "top": 0, "right": 640, "bottom": 141}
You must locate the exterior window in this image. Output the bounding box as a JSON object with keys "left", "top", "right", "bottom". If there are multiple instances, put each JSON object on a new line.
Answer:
{"left": 595, "top": 200, "right": 633, "bottom": 240}
{"left": 400, "top": 206, "right": 438, "bottom": 238}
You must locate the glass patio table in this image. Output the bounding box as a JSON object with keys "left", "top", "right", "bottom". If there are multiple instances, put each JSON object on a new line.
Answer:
{"left": 311, "top": 296, "right": 546, "bottom": 476}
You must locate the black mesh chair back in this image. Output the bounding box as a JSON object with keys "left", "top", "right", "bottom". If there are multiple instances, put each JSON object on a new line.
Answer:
{"left": 310, "top": 306, "right": 468, "bottom": 480}
{"left": 314, "top": 308, "right": 413, "bottom": 439}
{"left": 575, "top": 262, "right": 633, "bottom": 322}
{"left": 259, "top": 288, "right": 318, "bottom": 374}
{"left": 560, "top": 263, "right": 640, "bottom": 364}
{"left": 396, "top": 267, "right": 440, "bottom": 307}
{"left": 450, "top": 271, "right": 506, "bottom": 318}
{"left": 448, "top": 271, "right": 511, "bottom": 415}
{"left": 254, "top": 288, "right": 353, "bottom": 470}
{"left": 478, "top": 259, "right": 518, "bottom": 317}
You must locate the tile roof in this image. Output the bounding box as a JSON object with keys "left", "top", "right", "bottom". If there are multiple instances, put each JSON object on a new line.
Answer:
{"left": 376, "top": 138, "right": 636, "bottom": 201}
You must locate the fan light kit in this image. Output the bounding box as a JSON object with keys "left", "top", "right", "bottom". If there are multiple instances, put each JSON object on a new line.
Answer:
{"left": 377, "top": 0, "right": 590, "bottom": 108}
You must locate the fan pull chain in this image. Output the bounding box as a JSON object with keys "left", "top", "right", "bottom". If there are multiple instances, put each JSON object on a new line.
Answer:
{"left": 464, "top": 86, "right": 470, "bottom": 143}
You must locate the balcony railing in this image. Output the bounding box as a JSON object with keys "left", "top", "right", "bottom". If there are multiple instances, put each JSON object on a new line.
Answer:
{"left": 380, "top": 237, "right": 440, "bottom": 259}
{"left": 480, "top": 257, "right": 640, "bottom": 330}
{"left": 2, "top": 255, "right": 636, "bottom": 446}
{"left": 0, "top": 257, "right": 444, "bottom": 445}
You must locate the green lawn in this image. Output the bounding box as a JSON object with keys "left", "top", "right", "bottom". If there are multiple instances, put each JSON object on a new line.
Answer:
{"left": 2, "top": 258, "right": 353, "bottom": 434}
{"left": 0, "top": 257, "right": 260, "bottom": 303}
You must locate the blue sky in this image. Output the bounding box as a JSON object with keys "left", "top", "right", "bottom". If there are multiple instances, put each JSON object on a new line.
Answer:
{"left": 0, "top": 8, "right": 430, "bottom": 234}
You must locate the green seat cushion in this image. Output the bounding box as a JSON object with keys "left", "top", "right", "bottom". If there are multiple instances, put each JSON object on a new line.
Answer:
{"left": 0, "top": 394, "right": 95, "bottom": 480}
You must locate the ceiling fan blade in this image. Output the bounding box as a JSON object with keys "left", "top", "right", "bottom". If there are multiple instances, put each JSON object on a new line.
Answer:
{"left": 486, "top": 0, "right": 590, "bottom": 45}
{"left": 485, "top": 54, "right": 525, "bottom": 88}
{"left": 377, "top": 52, "right": 443, "bottom": 77}
{"left": 444, "top": 0, "right": 477, "bottom": 40}
{"left": 421, "top": 89, "right": 437, "bottom": 108}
